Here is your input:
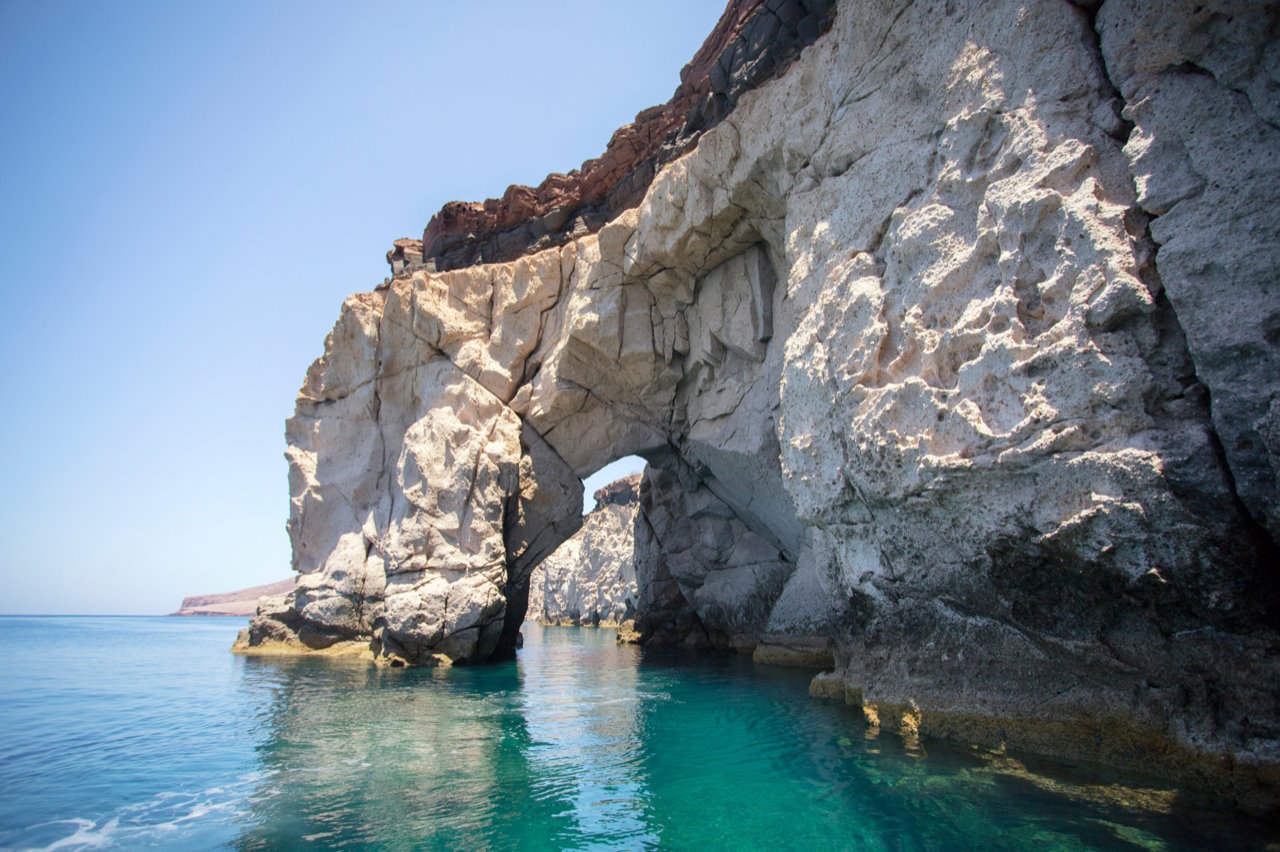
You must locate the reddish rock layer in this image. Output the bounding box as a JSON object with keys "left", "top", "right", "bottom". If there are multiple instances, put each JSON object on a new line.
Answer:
{"left": 388, "top": 0, "right": 836, "bottom": 274}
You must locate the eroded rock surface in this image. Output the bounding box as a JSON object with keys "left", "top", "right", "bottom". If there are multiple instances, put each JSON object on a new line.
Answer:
{"left": 1097, "top": 0, "right": 1280, "bottom": 544}
{"left": 249, "top": 0, "right": 1280, "bottom": 811}
{"left": 528, "top": 475, "right": 641, "bottom": 627}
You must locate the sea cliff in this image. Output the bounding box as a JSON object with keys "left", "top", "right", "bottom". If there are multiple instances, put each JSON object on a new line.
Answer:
{"left": 238, "top": 0, "right": 1280, "bottom": 811}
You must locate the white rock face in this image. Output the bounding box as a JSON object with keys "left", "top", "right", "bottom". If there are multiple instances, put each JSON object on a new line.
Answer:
{"left": 248, "top": 0, "right": 1280, "bottom": 807}
{"left": 527, "top": 475, "right": 640, "bottom": 627}
{"left": 251, "top": 269, "right": 583, "bottom": 663}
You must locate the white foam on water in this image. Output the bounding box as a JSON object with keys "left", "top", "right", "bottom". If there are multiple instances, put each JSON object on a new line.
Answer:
{"left": 12, "top": 770, "right": 271, "bottom": 851}
{"left": 22, "top": 818, "right": 118, "bottom": 851}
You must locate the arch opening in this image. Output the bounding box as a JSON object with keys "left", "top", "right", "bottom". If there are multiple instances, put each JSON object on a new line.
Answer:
{"left": 580, "top": 456, "right": 648, "bottom": 515}
{"left": 505, "top": 237, "right": 825, "bottom": 660}
{"left": 526, "top": 455, "right": 649, "bottom": 629}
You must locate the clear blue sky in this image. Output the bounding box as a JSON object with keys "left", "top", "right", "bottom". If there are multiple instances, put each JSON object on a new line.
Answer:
{"left": 0, "top": 1, "right": 718, "bottom": 614}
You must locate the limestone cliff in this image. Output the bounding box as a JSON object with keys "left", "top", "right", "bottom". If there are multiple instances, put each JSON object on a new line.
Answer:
{"left": 527, "top": 475, "right": 641, "bottom": 627}
{"left": 241, "top": 0, "right": 1280, "bottom": 811}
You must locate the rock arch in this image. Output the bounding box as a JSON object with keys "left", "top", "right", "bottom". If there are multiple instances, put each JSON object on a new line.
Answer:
{"left": 248, "top": 204, "right": 808, "bottom": 664}
{"left": 241, "top": 0, "right": 1280, "bottom": 809}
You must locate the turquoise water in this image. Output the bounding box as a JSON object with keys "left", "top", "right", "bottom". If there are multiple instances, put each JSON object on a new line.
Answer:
{"left": 0, "top": 617, "right": 1271, "bottom": 850}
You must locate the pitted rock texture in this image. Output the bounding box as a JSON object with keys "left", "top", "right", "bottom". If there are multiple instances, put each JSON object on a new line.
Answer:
{"left": 252, "top": 0, "right": 1279, "bottom": 810}
{"left": 527, "top": 474, "right": 641, "bottom": 627}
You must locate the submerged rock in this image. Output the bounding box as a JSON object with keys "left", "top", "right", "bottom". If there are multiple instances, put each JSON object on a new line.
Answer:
{"left": 246, "top": 0, "right": 1280, "bottom": 812}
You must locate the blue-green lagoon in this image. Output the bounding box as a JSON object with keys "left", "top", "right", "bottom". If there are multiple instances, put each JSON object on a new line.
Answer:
{"left": 0, "top": 616, "right": 1272, "bottom": 850}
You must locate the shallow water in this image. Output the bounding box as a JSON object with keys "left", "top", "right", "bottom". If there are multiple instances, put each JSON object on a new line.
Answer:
{"left": 0, "top": 616, "right": 1273, "bottom": 850}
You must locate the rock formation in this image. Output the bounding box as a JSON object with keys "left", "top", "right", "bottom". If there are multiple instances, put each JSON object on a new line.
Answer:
{"left": 527, "top": 475, "right": 641, "bottom": 627}
{"left": 242, "top": 0, "right": 1280, "bottom": 811}
{"left": 173, "top": 578, "right": 294, "bottom": 616}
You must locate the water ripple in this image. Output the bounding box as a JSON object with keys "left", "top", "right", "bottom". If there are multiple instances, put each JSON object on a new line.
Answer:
{"left": 0, "top": 618, "right": 1272, "bottom": 850}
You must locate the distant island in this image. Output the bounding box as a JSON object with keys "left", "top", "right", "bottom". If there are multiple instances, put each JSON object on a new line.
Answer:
{"left": 173, "top": 578, "right": 293, "bottom": 616}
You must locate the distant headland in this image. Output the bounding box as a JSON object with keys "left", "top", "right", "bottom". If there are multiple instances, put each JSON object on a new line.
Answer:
{"left": 173, "top": 578, "right": 294, "bottom": 616}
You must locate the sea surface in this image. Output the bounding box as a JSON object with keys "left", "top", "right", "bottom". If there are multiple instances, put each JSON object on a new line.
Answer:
{"left": 0, "top": 616, "right": 1273, "bottom": 850}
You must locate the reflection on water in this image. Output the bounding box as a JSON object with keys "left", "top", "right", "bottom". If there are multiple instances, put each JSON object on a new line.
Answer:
{"left": 516, "top": 627, "right": 654, "bottom": 847}
{"left": 233, "top": 625, "right": 1275, "bottom": 851}
{"left": 0, "top": 618, "right": 1274, "bottom": 851}
{"left": 234, "top": 625, "right": 656, "bottom": 850}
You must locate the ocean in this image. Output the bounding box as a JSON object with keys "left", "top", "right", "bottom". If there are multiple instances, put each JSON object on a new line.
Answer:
{"left": 0, "top": 616, "right": 1270, "bottom": 850}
